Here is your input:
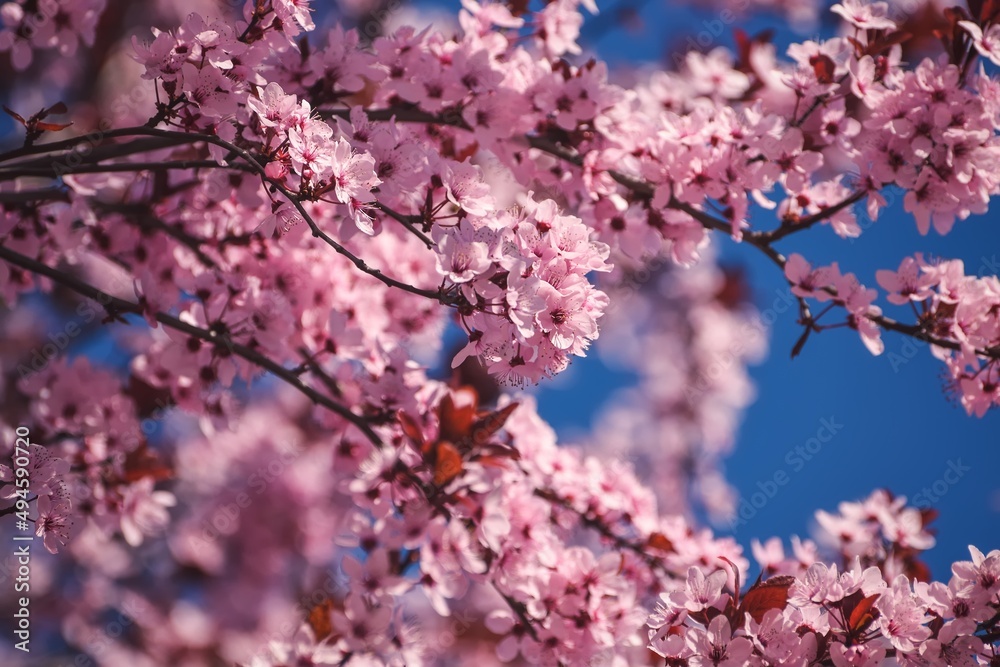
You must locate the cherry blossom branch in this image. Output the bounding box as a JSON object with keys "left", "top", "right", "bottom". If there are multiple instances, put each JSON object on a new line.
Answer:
{"left": 760, "top": 189, "right": 869, "bottom": 242}
{"left": 3, "top": 238, "right": 558, "bottom": 650}
{"left": 0, "top": 133, "right": 194, "bottom": 164}
{"left": 534, "top": 488, "right": 673, "bottom": 578}
{"left": 372, "top": 202, "right": 435, "bottom": 248}
{"left": 296, "top": 347, "right": 344, "bottom": 399}
{"left": 321, "top": 107, "right": 466, "bottom": 129}
{"left": 871, "top": 313, "right": 1000, "bottom": 358}
{"left": 506, "top": 132, "right": 1000, "bottom": 361}
{"left": 0, "top": 245, "right": 383, "bottom": 445}
{"left": 92, "top": 202, "right": 223, "bottom": 269}
{"left": 496, "top": 591, "right": 541, "bottom": 642}
{"left": 9, "top": 117, "right": 996, "bottom": 365}
{"left": 0, "top": 126, "right": 457, "bottom": 305}
{"left": 321, "top": 104, "right": 858, "bottom": 250}
{"left": 790, "top": 73, "right": 852, "bottom": 128}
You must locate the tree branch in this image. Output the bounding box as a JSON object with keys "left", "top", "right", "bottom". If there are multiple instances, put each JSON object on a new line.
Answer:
{"left": 0, "top": 126, "right": 457, "bottom": 305}
{"left": 0, "top": 245, "right": 383, "bottom": 446}
{"left": 372, "top": 202, "right": 435, "bottom": 249}
{"left": 0, "top": 159, "right": 257, "bottom": 181}
{"left": 6, "top": 117, "right": 997, "bottom": 362}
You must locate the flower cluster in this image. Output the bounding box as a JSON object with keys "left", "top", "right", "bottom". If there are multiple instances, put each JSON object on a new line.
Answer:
{"left": 6, "top": 357, "right": 175, "bottom": 553}
{"left": 649, "top": 492, "right": 998, "bottom": 667}
{"left": 785, "top": 253, "right": 885, "bottom": 355}
{"left": 877, "top": 255, "right": 1000, "bottom": 416}
{"left": 445, "top": 196, "right": 612, "bottom": 385}
{"left": 0, "top": 0, "right": 105, "bottom": 70}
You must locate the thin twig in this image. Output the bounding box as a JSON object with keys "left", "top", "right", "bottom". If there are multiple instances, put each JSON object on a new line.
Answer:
{"left": 373, "top": 202, "right": 435, "bottom": 248}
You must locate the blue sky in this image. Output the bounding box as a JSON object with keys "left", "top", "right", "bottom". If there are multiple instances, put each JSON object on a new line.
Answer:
{"left": 528, "top": 0, "right": 1000, "bottom": 580}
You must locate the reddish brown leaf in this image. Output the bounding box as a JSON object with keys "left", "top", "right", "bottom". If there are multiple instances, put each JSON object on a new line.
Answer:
{"left": 432, "top": 441, "right": 464, "bottom": 487}
{"left": 455, "top": 141, "right": 480, "bottom": 163}
{"left": 468, "top": 402, "right": 519, "bottom": 448}
{"left": 986, "top": 0, "right": 1000, "bottom": 23}
{"left": 905, "top": 558, "right": 932, "bottom": 583}
{"left": 121, "top": 444, "right": 173, "bottom": 483}
{"left": 34, "top": 121, "right": 72, "bottom": 132}
{"left": 810, "top": 54, "right": 836, "bottom": 84}
{"left": 719, "top": 556, "right": 741, "bottom": 596}
{"left": 306, "top": 599, "right": 335, "bottom": 641}
{"left": 397, "top": 410, "right": 426, "bottom": 450}
{"left": 2, "top": 106, "right": 25, "bottom": 125}
{"left": 848, "top": 593, "right": 880, "bottom": 633}
{"left": 738, "top": 575, "right": 795, "bottom": 623}
{"left": 970, "top": 0, "right": 985, "bottom": 21}
{"left": 438, "top": 389, "right": 477, "bottom": 442}
{"left": 647, "top": 532, "right": 675, "bottom": 553}
{"left": 864, "top": 30, "right": 914, "bottom": 57}
{"left": 43, "top": 102, "right": 68, "bottom": 116}
{"left": 504, "top": 0, "right": 530, "bottom": 17}
{"left": 734, "top": 28, "right": 750, "bottom": 60}
{"left": 470, "top": 443, "right": 521, "bottom": 466}
{"left": 126, "top": 375, "right": 174, "bottom": 418}
{"left": 732, "top": 29, "right": 774, "bottom": 72}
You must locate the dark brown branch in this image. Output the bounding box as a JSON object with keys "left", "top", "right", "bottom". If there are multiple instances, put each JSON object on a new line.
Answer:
{"left": 0, "top": 187, "right": 70, "bottom": 205}
{"left": 0, "top": 134, "right": 192, "bottom": 165}
{"left": 98, "top": 204, "right": 221, "bottom": 269}
{"left": 496, "top": 590, "right": 541, "bottom": 642}
{"left": 372, "top": 202, "right": 435, "bottom": 248}
{"left": 7, "top": 118, "right": 998, "bottom": 362}
{"left": 0, "top": 159, "right": 257, "bottom": 181}
{"left": 297, "top": 347, "right": 344, "bottom": 399}
{"left": 761, "top": 189, "right": 869, "bottom": 243}
{"left": 534, "top": 487, "right": 674, "bottom": 578}
{"left": 0, "top": 245, "right": 383, "bottom": 446}
{"left": 790, "top": 73, "right": 851, "bottom": 128}
{"left": 0, "top": 126, "right": 456, "bottom": 305}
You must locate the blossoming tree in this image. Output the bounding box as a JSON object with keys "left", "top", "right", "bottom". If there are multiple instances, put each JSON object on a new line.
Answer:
{"left": 0, "top": 0, "right": 998, "bottom": 664}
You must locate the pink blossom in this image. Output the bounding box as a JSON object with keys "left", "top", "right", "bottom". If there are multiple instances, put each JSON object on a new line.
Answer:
{"left": 959, "top": 21, "right": 1000, "bottom": 67}
{"left": 118, "top": 478, "right": 176, "bottom": 547}
{"left": 328, "top": 138, "right": 380, "bottom": 209}
{"left": 247, "top": 82, "right": 299, "bottom": 131}
{"left": 876, "top": 255, "right": 937, "bottom": 305}
{"left": 831, "top": 0, "right": 896, "bottom": 31}
{"left": 672, "top": 566, "right": 728, "bottom": 612}
{"left": 784, "top": 253, "right": 834, "bottom": 300}
{"left": 875, "top": 574, "right": 932, "bottom": 652}
{"left": 687, "top": 616, "right": 752, "bottom": 667}
{"left": 952, "top": 545, "right": 1000, "bottom": 605}
{"left": 35, "top": 494, "right": 74, "bottom": 554}
{"left": 536, "top": 0, "right": 583, "bottom": 57}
